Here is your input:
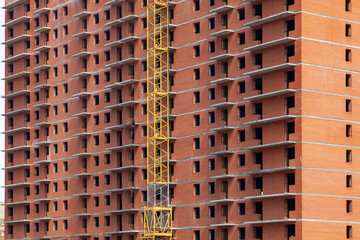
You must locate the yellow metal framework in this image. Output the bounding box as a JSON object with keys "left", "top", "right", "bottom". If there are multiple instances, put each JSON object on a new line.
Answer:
{"left": 143, "top": 0, "right": 173, "bottom": 239}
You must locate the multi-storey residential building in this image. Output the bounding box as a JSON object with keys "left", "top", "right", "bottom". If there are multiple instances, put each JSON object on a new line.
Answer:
{"left": 2, "top": 0, "right": 360, "bottom": 239}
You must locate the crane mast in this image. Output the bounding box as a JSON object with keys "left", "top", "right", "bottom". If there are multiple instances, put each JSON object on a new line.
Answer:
{"left": 143, "top": 0, "right": 173, "bottom": 239}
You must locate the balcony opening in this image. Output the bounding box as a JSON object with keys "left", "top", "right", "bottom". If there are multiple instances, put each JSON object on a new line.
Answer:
{"left": 253, "top": 4, "right": 262, "bottom": 18}
{"left": 286, "top": 0, "right": 295, "bottom": 10}
{"left": 222, "top": 85, "right": 229, "bottom": 100}
{"left": 82, "top": 19, "right": 87, "bottom": 31}
{"left": 221, "top": 204, "right": 228, "bottom": 221}
{"left": 254, "top": 201, "right": 263, "bottom": 220}
{"left": 222, "top": 62, "right": 229, "bottom": 77}
{"left": 254, "top": 127, "right": 263, "bottom": 144}
{"left": 222, "top": 133, "right": 228, "bottom": 150}
{"left": 222, "top": 109, "right": 228, "bottom": 123}
{"left": 286, "top": 19, "right": 295, "bottom": 36}
{"left": 286, "top": 44, "right": 295, "bottom": 62}
{"left": 286, "top": 198, "right": 295, "bottom": 218}
{"left": 128, "top": 1, "right": 134, "bottom": 13}
{"left": 286, "top": 173, "right": 295, "bottom": 192}
{"left": 254, "top": 28, "right": 263, "bottom": 43}
{"left": 254, "top": 53, "right": 263, "bottom": 68}
{"left": 221, "top": 38, "right": 229, "bottom": 53}
{"left": 287, "top": 224, "right": 296, "bottom": 239}
{"left": 254, "top": 177, "right": 263, "bottom": 189}
{"left": 222, "top": 157, "right": 228, "bottom": 174}
{"left": 254, "top": 152, "right": 263, "bottom": 170}
{"left": 222, "top": 229, "right": 228, "bottom": 240}
{"left": 254, "top": 226, "right": 263, "bottom": 239}
{"left": 117, "top": 89, "right": 122, "bottom": 103}
{"left": 116, "top": 5, "right": 122, "bottom": 18}
{"left": 221, "top": 14, "right": 228, "bottom": 29}
{"left": 117, "top": 131, "right": 123, "bottom": 146}
{"left": 286, "top": 121, "right": 295, "bottom": 140}
{"left": 117, "top": 47, "right": 122, "bottom": 61}
{"left": 254, "top": 102, "right": 263, "bottom": 118}
{"left": 254, "top": 77, "right": 263, "bottom": 93}
{"left": 286, "top": 70, "right": 295, "bottom": 88}
{"left": 117, "top": 173, "right": 122, "bottom": 188}
{"left": 286, "top": 95, "right": 295, "bottom": 114}
{"left": 82, "top": 0, "right": 87, "bottom": 10}
{"left": 286, "top": 147, "right": 295, "bottom": 166}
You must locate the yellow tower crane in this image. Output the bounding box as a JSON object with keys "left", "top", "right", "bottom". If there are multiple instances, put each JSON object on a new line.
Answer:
{"left": 142, "top": 0, "right": 173, "bottom": 239}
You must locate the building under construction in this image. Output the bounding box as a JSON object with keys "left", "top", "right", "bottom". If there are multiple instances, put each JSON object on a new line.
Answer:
{"left": 3, "top": 0, "right": 360, "bottom": 239}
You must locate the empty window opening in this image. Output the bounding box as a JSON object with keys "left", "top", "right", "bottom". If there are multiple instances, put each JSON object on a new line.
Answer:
{"left": 346, "top": 125, "right": 352, "bottom": 137}
{"left": 238, "top": 203, "right": 245, "bottom": 215}
{"left": 193, "top": 115, "right": 200, "bottom": 127}
{"left": 238, "top": 57, "right": 246, "bottom": 69}
{"left": 193, "top": 45, "right": 200, "bottom": 57}
{"left": 346, "top": 49, "right": 352, "bottom": 62}
{"left": 194, "top": 68, "right": 200, "bottom": 80}
{"left": 254, "top": 177, "right": 263, "bottom": 191}
{"left": 346, "top": 24, "right": 352, "bottom": 36}
{"left": 193, "top": 161, "right": 200, "bottom": 173}
{"left": 238, "top": 8, "right": 245, "bottom": 21}
{"left": 238, "top": 33, "right": 245, "bottom": 45}
{"left": 347, "top": 200, "right": 352, "bottom": 213}
{"left": 193, "top": 91, "right": 200, "bottom": 103}
{"left": 346, "top": 150, "right": 352, "bottom": 163}
{"left": 193, "top": 0, "right": 200, "bottom": 11}
{"left": 253, "top": 4, "right": 262, "bottom": 18}
{"left": 193, "top": 207, "right": 200, "bottom": 219}
{"left": 209, "top": 206, "right": 215, "bottom": 218}
{"left": 346, "top": 175, "right": 352, "bottom": 188}
{"left": 346, "top": 99, "right": 352, "bottom": 112}
{"left": 347, "top": 225, "right": 352, "bottom": 239}
{"left": 193, "top": 184, "right": 200, "bottom": 196}
{"left": 254, "top": 152, "right": 263, "bottom": 168}
{"left": 193, "top": 138, "right": 200, "bottom": 150}
{"left": 193, "top": 22, "right": 200, "bottom": 34}
{"left": 238, "top": 81, "right": 246, "bottom": 93}
{"left": 238, "top": 105, "right": 245, "bottom": 118}
{"left": 238, "top": 228, "right": 246, "bottom": 240}
{"left": 254, "top": 226, "right": 263, "bottom": 239}
{"left": 346, "top": 74, "right": 352, "bottom": 87}
{"left": 346, "top": 0, "right": 351, "bottom": 12}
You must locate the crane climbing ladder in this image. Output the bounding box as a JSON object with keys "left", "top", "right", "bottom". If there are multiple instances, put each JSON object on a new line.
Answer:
{"left": 142, "top": 0, "right": 173, "bottom": 239}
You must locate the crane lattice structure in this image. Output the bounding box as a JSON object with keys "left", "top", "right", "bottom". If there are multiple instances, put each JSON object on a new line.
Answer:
{"left": 143, "top": 0, "right": 173, "bottom": 239}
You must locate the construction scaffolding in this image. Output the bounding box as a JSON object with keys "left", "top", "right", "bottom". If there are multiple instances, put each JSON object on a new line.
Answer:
{"left": 143, "top": 0, "right": 173, "bottom": 239}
